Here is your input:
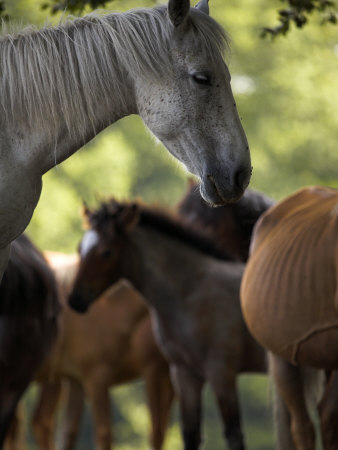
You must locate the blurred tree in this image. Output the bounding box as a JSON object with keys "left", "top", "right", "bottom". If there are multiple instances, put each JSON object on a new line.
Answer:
{"left": 5, "top": 0, "right": 335, "bottom": 36}
{"left": 0, "top": 0, "right": 10, "bottom": 20}
{"left": 262, "top": 0, "right": 337, "bottom": 37}
{"left": 2, "top": 0, "right": 336, "bottom": 35}
{"left": 41, "top": 0, "right": 110, "bottom": 15}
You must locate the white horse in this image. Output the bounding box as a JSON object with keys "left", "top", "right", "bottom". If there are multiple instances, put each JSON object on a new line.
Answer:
{"left": 0, "top": 0, "right": 251, "bottom": 279}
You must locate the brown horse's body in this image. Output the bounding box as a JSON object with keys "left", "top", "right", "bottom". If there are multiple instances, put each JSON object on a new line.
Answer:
{"left": 69, "top": 200, "right": 267, "bottom": 450}
{"left": 31, "top": 255, "right": 173, "bottom": 450}
{"left": 241, "top": 186, "right": 338, "bottom": 367}
{"left": 0, "top": 235, "right": 59, "bottom": 449}
{"left": 240, "top": 186, "right": 338, "bottom": 450}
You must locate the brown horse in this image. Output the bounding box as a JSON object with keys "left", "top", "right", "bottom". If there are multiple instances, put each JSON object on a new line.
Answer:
{"left": 177, "top": 180, "right": 274, "bottom": 262}
{"left": 240, "top": 186, "right": 338, "bottom": 450}
{"left": 30, "top": 254, "right": 173, "bottom": 450}
{"left": 68, "top": 199, "right": 266, "bottom": 450}
{"left": 0, "top": 235, "right": 59, "bottom": 448}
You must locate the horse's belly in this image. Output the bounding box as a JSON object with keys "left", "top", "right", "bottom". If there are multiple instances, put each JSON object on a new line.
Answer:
{"left": 241, "top": 240, "right": 338, "bottom": 368}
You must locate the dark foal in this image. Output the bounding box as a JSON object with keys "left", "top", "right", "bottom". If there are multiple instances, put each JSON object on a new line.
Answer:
{"left": 0, "top": 235, "right": 59, "bottom": 448}
{"left": 177, "top": 181, "right": 274, "bottom": 262}
{"left": 69, "top": 200, "right": 266, "bottom": 450}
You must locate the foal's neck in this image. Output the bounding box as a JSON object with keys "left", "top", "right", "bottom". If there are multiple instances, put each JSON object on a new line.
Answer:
{"left": 125, "top": 226, "right": 209, "bottom": 315}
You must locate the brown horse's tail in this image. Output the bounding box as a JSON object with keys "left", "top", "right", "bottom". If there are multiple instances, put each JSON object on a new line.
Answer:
{"left": 269, "top": 353, "right": 325, "bottom": 450}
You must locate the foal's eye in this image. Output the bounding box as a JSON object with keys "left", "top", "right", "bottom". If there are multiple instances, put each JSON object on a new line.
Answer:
{"left": 190, "top": 72, "right": 212, "bottom": 86}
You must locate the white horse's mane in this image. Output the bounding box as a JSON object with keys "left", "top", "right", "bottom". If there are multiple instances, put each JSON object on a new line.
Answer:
{"left": 0, "top": 7, "right": 229, "bottom": 139}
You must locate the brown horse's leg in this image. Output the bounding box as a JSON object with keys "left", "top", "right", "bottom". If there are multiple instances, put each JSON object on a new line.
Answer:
{"left": 144, "top": 364, "right": 174, "bottom": 450}
{"left": 32, "top": 382, "right": 62, "bottom": 450}
{"left": 270, "top": 354, "right": 315, "bottom": 450}
{"left": 85, "top": 375, "right": 111, "bottom": 450}
{"left": 0, "top": 380, "right": 27, "bottom": 448}
{"left": 209, "top": 369, "right": 244, "bottom": 450}
{"left": 170, "top": 364, "right": 204, "bottom": 450}
{"left": 58, "top": 380, "right": 84, "bottom": 450}
{"left": 318, "top": 370, "right": 338, "bottom": 450}
{"left": 3, "top": 405, "right": 23, "bottom": 450}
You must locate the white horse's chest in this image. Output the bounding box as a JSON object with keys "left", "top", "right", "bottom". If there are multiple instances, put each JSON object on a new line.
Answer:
{"left": 0, "top": 150, "right": 42, "bottom": 247}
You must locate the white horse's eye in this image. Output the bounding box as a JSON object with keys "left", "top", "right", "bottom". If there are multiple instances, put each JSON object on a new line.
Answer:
{"left": 190, "top": 72, "right": 212, "bottom": 86}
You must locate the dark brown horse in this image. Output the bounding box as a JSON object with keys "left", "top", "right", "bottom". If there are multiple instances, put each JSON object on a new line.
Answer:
{"left": 177, "top": 180, "right": 274, "bottom": 262}
{"left": 241, "top": 186, "right": 338, "bottom": 450}
{"left": 0, "top": 234, "right": 59, "bottom": 448}
{"left": 68, "top": 200, "right": 266, "bottom": 450}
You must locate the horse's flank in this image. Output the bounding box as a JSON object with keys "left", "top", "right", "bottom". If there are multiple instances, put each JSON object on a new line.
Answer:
{"left": 0, "top": 7, "right": 228, "bottom": 139}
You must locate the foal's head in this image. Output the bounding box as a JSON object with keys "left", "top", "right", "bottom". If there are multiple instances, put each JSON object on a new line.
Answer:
{"left": 68, "top": 202, "right": 139, "bottom": 313}
{"left": 135, "top": 0, "right": 251, "bottom": 205}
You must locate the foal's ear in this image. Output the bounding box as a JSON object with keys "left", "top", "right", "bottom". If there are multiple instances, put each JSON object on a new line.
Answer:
{"left": 168, "top": 0, "right": 190, "bottom": 27}
{"left": 116, "top": 204, "right": 140, "bottom": 234}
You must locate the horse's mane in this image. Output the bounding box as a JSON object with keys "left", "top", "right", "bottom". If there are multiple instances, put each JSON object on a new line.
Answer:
{"left": 178, "top": 183, "right": 275, "bottom": 261}
{"left": 0, "top": 234, "right": 60, "bottom": 317}
{"left": 0, "top": 7, "right": 228, "bottom": 138}
{"left": 86, "top": 199, "right": 233, "bottom": 262}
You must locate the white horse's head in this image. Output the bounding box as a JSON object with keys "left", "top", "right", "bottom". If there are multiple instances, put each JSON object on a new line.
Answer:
{"left": 135, "top": 0, "right": 251, "bottom": 205}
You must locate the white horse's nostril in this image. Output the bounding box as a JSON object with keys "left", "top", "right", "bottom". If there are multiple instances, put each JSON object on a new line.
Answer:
{"left": 207, "top": 174, "right": 225, "bottom": 203}
{"left": 234, "top": 167, "right": 251, "bottom": 190}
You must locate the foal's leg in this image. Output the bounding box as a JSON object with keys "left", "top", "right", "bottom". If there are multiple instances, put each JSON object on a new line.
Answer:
{"left": 32, "top": 382, "right": 62, "bottom": 450}
{"left": 318, "top": 370, "right": 338, "bottom": 450}
{"left": 269, "top": 354, "right": 315, "bottom": 450}
{"left": 58, "top": 380, "right": 84, "bottom": 450}
{"left": 170, "top": 364, "right": 204, "bottom": 450}
{"left": 85, "top": 375, "right": 111, "bottom": 450}
{"left": 144, "top": 364, "right": 174, "bottom": 450}
{"left": 209, "top": 370, "right": 244, "bottom": 450}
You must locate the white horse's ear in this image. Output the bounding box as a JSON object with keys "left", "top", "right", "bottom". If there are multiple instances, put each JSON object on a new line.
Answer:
{"left": 195, "top": 0, "right": 209, "bottom": 15}
{"left": 168, "top": 0, "right": 190, "bottom": 27}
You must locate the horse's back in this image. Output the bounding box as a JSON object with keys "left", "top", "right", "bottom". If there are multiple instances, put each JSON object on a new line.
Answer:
{"left": 241, "top": 186, "right": 338, "bottom": 368}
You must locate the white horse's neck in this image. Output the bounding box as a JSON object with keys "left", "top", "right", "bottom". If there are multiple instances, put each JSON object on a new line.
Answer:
{"left": 9, "top": 77, "right": 136, "bottom": 176}
{"left": 1, "top": 10, "right": 174, "bottom": 173}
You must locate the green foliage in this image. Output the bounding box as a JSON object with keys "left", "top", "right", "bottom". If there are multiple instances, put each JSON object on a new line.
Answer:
{"left": 0, "top": 0, "right": 10, "bottom": 20}
{"left": 261, "top": 0, "right": 337, "bottom": 37}
{"left": 41, "top": 0, "right": 110, "bottom": 15}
